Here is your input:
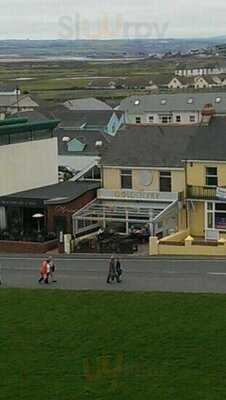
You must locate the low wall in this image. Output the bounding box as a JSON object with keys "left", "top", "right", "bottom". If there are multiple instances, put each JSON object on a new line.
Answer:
{"left": 159, "top": 229, "right": 189, "bottom": 244}
{"left": 0, "top": 239, "right": 58, "bottom": 254}
{"left": 159, "top": 243, "right": 226, "bottom": 256}
{"left": 150, "top": 235, "right": 226, "bottom": 257}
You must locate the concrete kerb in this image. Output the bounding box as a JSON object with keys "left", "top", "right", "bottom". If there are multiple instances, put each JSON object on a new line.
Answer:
{"left": 0, "top": 252, "right": 226, "bottom": 261}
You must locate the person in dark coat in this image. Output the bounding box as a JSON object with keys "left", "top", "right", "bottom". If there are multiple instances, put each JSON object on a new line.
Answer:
{"left": 116, "top": 258, "right": 122, "bottom": 282}
{"left": 107, "top": 255, "right": 116, "bottom": 284}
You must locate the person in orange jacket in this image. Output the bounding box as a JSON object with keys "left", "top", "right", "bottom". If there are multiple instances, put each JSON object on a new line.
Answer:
{"left": 39, "top": 259, "right": 48, "bottom": 284}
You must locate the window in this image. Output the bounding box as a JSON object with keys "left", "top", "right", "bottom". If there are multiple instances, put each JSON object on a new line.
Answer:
{"left": 205, "top": 167, "right": 218, "bottom": 187}
{"left": 176, "top": 115, "right": 181, "bottom": 123}
{"left": 83, "top": 166, "right": 101, "bottom": 181}
{"left": 160, "top": 171, "right": 172, "bottom": 192}
{"left": 188, "top": 98, "right": 193, "bottom": 104}
{"left": 121, "top": 169, "right": 132, "bottom": 189}
{"left": 134, "top": 99, "right": 140, "bottom": 105}
{"left": 161, "top": 116, "right": 172, "bottom": 124}
{"left": 161, "top": 99, "right": 167, "bottom": 105}
{"left": 206, "top": 202, "right": 226, "bottom": 230}
{"left": 136, "top": 117, "right": 141, "bottom": 124}
{"left": 189, "top": 115, "right": 196, "bottom": 123}
{"left": 149, "top": 116, "right": 154, "bottom": 123}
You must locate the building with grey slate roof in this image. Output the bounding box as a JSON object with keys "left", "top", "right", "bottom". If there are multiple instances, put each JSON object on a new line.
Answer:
{"left": 119, "top": 92, "right": 226, "bottom": 126}
{"left": 17, "top": 106, "right": 124, "bottom": 136}
{"left": 64, "top": 97, "right": 112, "bottom": 111}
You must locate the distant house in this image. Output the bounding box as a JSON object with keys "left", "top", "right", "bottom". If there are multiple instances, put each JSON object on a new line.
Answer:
{"left": 167, "top": 76, "right": 193, "bottom": 89}
{"left": 0, "top": 94, "right": 39, "bottom": 119}
{"left": 0, "top": 83, "right": 21, "bottom": 96}
{"left": 174, "top": 63, "right": 226, "bottom": 77}
{"left": 64, "top": 97, "right": 112, "bottom": 111}
{"left": 193, "top": 76, "right": 212, "bottom": 89}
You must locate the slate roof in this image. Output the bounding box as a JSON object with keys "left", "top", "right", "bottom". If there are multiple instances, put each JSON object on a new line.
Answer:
{"left": 15, "top": 107, "right": 124, "bottom": 130}
{"left": 14, "top": 110, "right": 49, "bottom": 122}
{"left": 64, "top": 97, "right": 112, "bottom": 111}
{"left": 2, "top": 181, "right": 100, "bottom": 205}
{"left": 185, "top": 117, "right": 226, "bottom": 161}
{"left": 101, "top": 117, "right": 226, "bottom": 168}
{"left": 119, "top": 93, "right": 226, "bottom": 113}
{"left": 0, "top": 94, "right": 39, "bottom": 109}
{"left": 57, "top": 128, "right": 111, "bottom": 156}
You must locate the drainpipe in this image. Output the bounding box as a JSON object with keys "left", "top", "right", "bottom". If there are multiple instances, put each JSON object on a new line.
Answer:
{"left": 184, "top": 160, "right": 189, "bottom": 229}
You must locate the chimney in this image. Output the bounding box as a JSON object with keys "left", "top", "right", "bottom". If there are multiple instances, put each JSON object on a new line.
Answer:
{"left": 201, "top": 103, "right": 215, "bottom": 126}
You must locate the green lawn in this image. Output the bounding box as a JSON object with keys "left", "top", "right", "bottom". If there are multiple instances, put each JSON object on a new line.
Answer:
{"left": 1, "top": 289, "right": 226, "bottom": 400}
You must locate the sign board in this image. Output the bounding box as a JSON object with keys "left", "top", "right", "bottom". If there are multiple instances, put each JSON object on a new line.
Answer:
{"left": 216, "top": 187, "right": 226, "bottom": 200}
{"left": 205, "top": 229, "right": 220, "bottom": 241}
{"left": 97, "top": 189, "right": 178, "bottom": 202}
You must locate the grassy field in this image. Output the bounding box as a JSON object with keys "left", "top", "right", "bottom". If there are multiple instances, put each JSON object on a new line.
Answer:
{"left": 1, "top": 289, "right": 226, "bottom": 400}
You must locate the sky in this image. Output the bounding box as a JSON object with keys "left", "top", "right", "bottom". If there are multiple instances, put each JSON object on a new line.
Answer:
{"left": 1, "top": 0, "right": 226, "bottom": 40}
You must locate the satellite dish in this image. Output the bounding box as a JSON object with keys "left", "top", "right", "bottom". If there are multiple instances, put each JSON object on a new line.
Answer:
{"left": 139, "top": 170, "right": 154, "bottom": 186}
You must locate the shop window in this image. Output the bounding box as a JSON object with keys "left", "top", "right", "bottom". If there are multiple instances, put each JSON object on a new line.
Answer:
{"left": 160, "top": 171, "right": 172, "bottom": 192}
{"left": 136, "top": 117, "right": 141, "bottom": 124}
{"left": 121, "top": 169, "right": 132, "bottom": 189}
{"left": 206, "top": 202, "right": 226, "bottom": 230}
{"left": 205, "top": 167, "right": 218, "bottom": 187}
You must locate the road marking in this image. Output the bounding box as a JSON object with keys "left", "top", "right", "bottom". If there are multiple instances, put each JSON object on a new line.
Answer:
{"left": 208, "top": 272, "right": 226, "bottom": 276}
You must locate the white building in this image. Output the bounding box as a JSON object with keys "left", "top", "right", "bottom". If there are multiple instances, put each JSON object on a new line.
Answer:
{"left": 119, "top": 93, "right": 226, "bottom": 126}
{"left": 174, "top": 64, "right": 226, "bottom": 77}
{"left": 0, "top": 118, "right": 59, "bottom": 196}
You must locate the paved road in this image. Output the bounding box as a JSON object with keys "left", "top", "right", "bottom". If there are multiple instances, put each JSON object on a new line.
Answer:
{"left": 1, "top": 254, "right": 226, "bottom": 293}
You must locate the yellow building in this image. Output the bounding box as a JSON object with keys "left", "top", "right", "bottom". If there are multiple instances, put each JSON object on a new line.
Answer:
{"left": 72, "top": 125, "right": 187, "bottom": 236}
{"left": 186, "top": 160, "right": 226, "bottom": 240}
{"left": 73, "top": 117, "right": 226, "bottom": 242}
{"left": 73, "top": 125, "right": 188, "bottom": 237}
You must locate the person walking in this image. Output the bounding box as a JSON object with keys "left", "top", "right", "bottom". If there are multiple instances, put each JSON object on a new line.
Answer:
{"left": 39, "top": 259, "right": 48, "bottom": 284}
{"left": 116, "top": 258, "right": 122, "bottom": 283}
{"left": 107, "top": 255, "right": 116, "bottom": 284}
{"left": 45, "top": 260, "right": 50, "bottom": 284}
{"left": 47, "top": 256, "right": 56, "bottom": 282}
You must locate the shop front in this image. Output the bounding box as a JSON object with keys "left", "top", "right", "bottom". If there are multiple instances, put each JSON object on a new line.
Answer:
{"left": 73, "top": 189, "right": 180, "bottom": 238}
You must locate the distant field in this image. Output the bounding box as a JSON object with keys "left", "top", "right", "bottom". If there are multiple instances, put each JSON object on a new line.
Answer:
{"left": 1, "top": 289, "right": 226, "bottom": 400}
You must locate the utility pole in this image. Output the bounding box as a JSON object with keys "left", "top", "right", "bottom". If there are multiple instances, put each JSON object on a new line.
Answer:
{"left": 16, "top": 87, "right": 20, "bottom": 112}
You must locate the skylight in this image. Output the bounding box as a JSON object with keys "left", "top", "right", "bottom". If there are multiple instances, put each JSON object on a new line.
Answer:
{"left": 161, "top": 99, "right": 167, "bottom": 105}
{"left": 188, "top": 98, "right": 193, "bottom": 104}
{"left": 134, "top": 99, "right": 140, "bottom": 105}
{"left": 216, "top": 97, "right": 221, "bottom": 103}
